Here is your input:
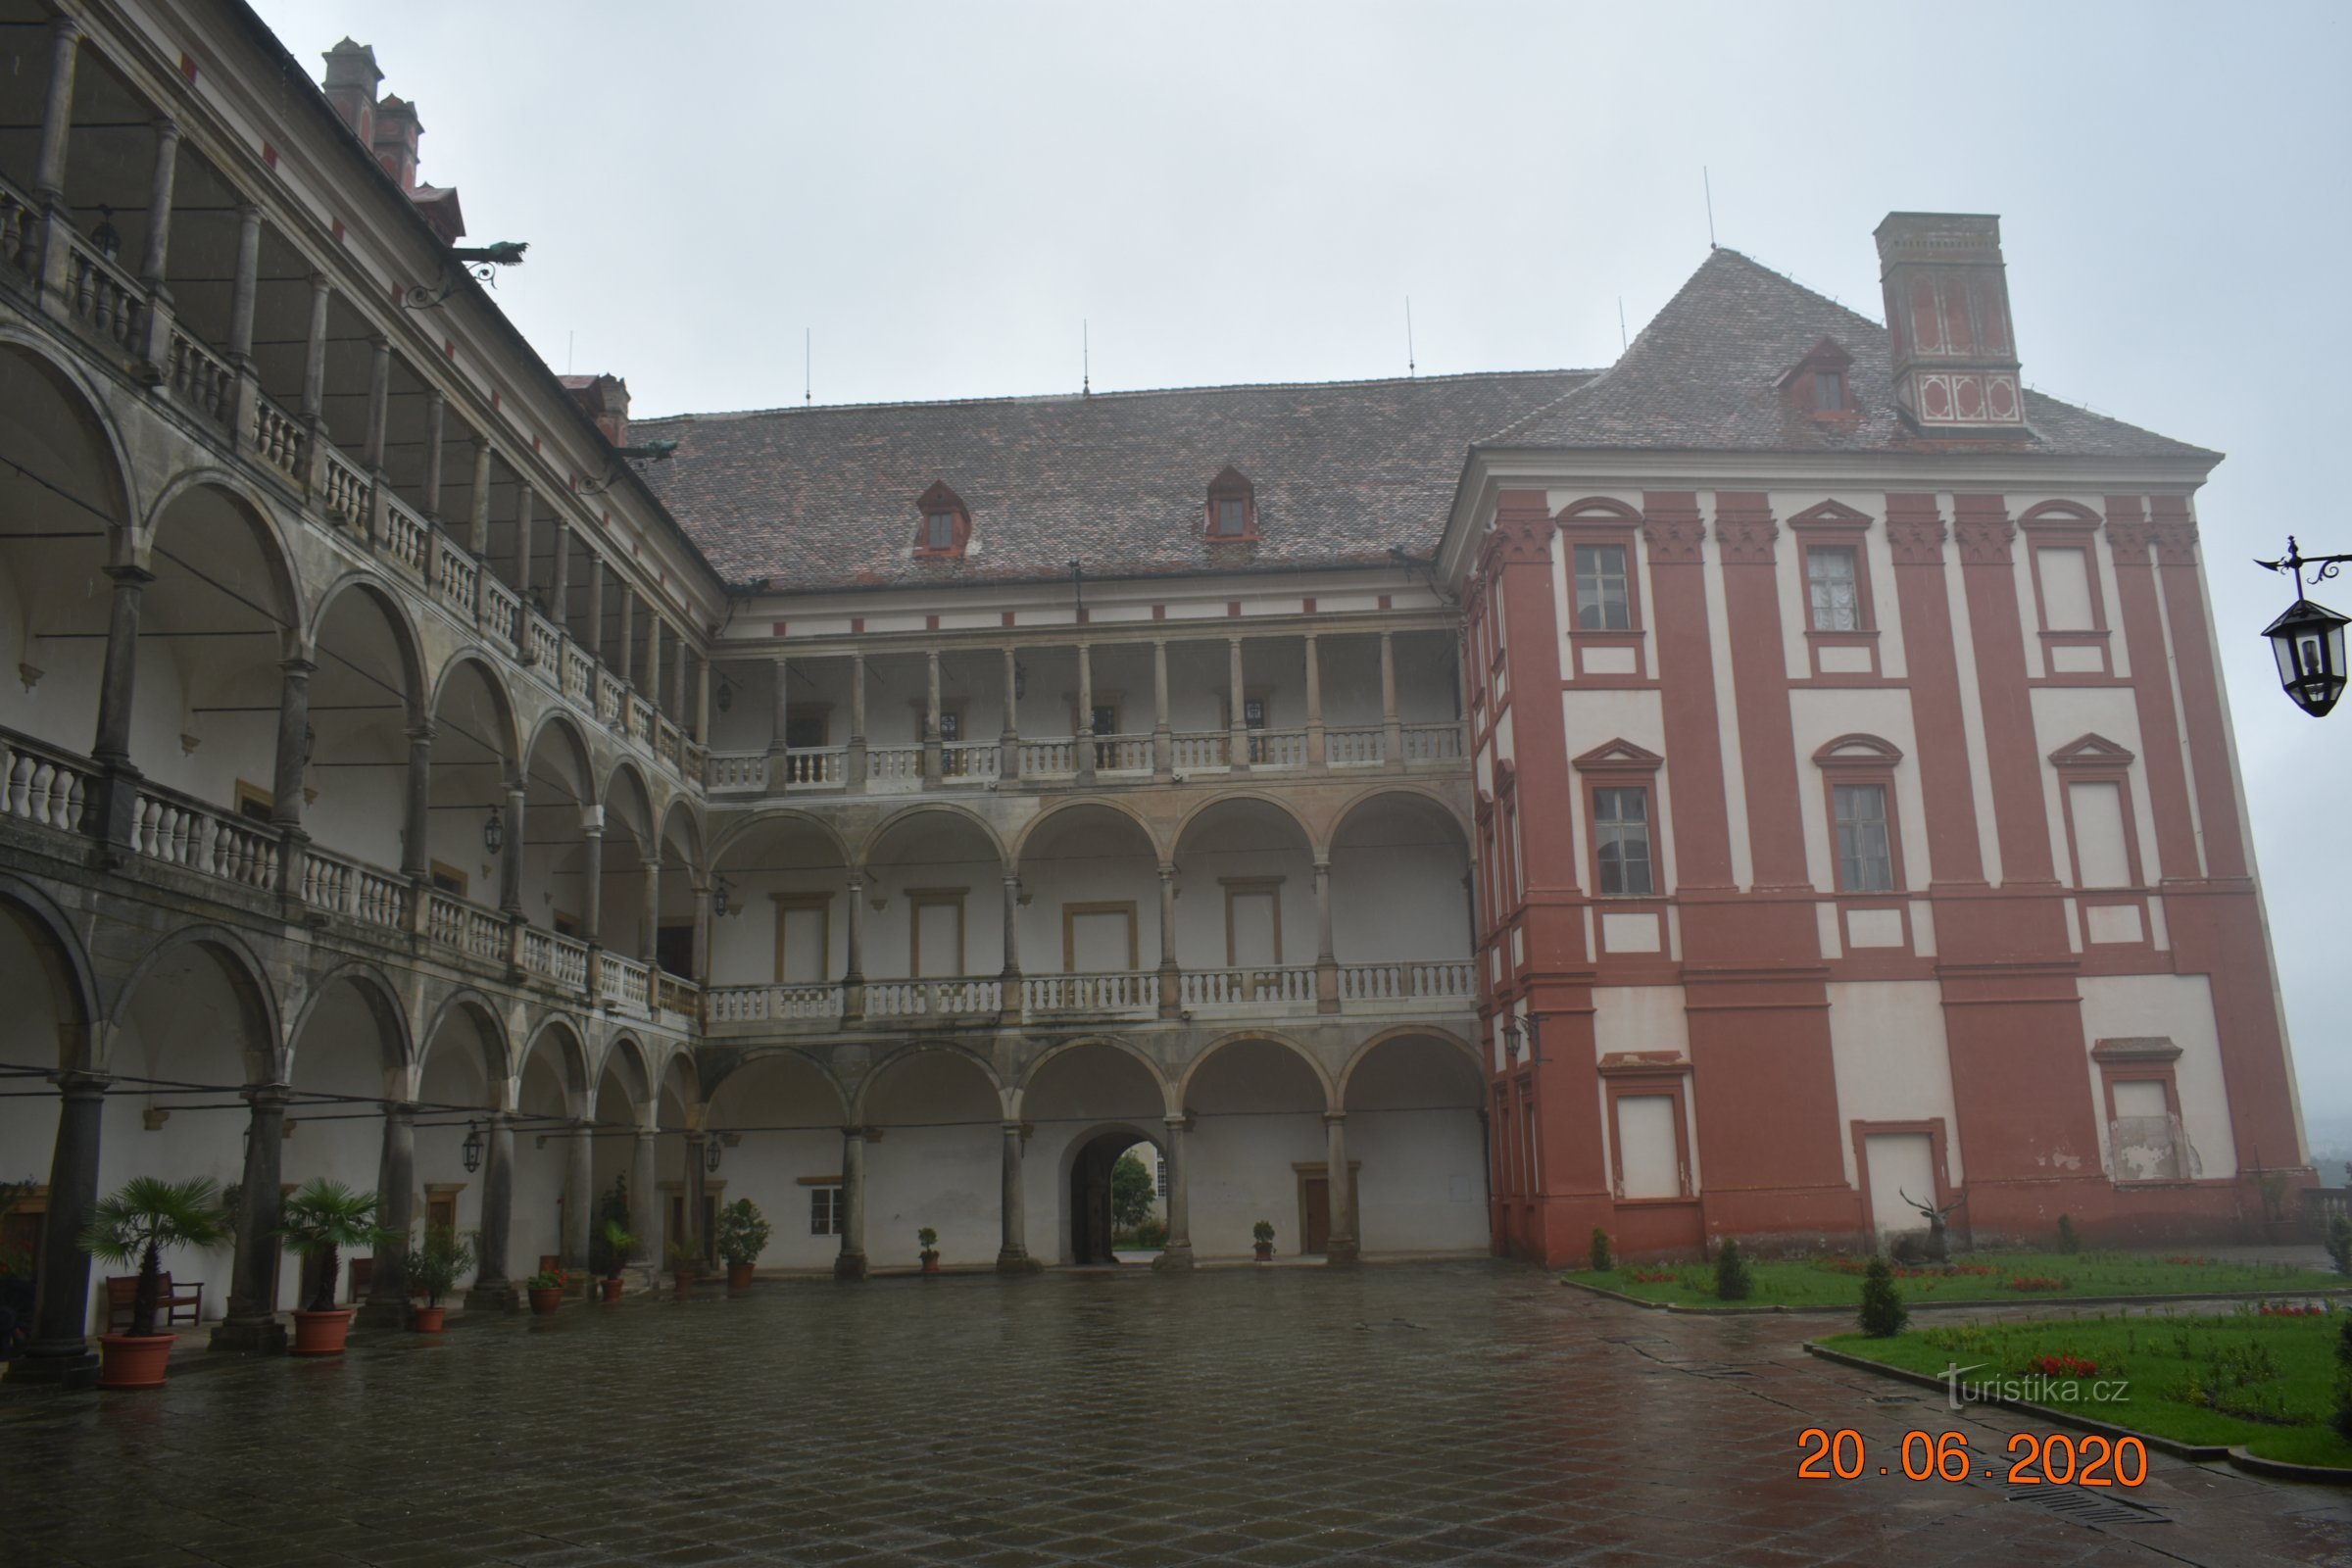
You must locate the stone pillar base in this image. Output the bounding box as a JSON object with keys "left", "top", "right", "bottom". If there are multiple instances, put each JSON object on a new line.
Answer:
{"left": 995, "top": 1250, "right": 1043, "bottom": 1274}
{"left": 463, "top": 1283, "right": 519, "bottom": 1314}
{"left": 209, "top": 1314, "right": 288, "bottom": 1355}
{"left": 6, "top": 1346, "right": 99, "bottom": 1388}
{"left": 833, "top": 1251, "right": 868, "bottom": 1282}
{"left": 1151, "top": 1243, "right": 1196, "bottom": 1272}
{"left": 1324, "top": 1241, "right": 1361, "bottom": 1266}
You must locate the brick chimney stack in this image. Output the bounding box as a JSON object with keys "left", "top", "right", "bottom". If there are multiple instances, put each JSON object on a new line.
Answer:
{"left": 564, "top": 374, "right": 632, "bottom": 447}
{"left": 320, "top": 38, "right": 381, "bottom": 146}
{"left": 1873, "top": 212, "right": 2027, "bottom": 433}
{"left": 372, "top": 95, "right": 422, "bottom": 192}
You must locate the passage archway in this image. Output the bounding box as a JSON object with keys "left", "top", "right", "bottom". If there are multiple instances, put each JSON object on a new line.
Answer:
{"left": 1186, "top": 1037, "right": 1333, "bottom": 1259}
{"left": 859, "top": 1048, "right": 1000, "bottom": 1269}
{"left": 1023, "top": 1043, "right": 1169, "bottom": 1265}
{"left": 1341, "top": 1033, "right": 1488, "bottom": 1256}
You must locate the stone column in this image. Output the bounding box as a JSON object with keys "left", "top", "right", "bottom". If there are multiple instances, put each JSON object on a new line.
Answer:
{"left": 20, "top": 1071, "right": 106, "bottom": 1380}
{"left": 842, "top": 873, "right": 865, "bottom": 1020}
{"left": 364, "top": 336, "right": 391, "bottom": 472}
{"left": 1324, "top": 1111, "right": 1358, "bottom": 1264}
{"left": 558, "top": 1121, "right": 588, "bottom": 1272}
{"left": 640, "top": 859, "right": 661, "bottom": 963}
{"left": 1000, "top": 646, "right": 1021, "bottom": 780}
{"left": 513, "top": 486, "right": 535, "bottom": 619}
{"left": 671, "top": 637, "right": 688, "bottom": 728}
{"left": 1304, "top": 632, "right": 1325, "bottom": 769}
{"left": 645, "top": 614, "right": 663, "bottom": 719}
{"left": 1380, "top": 630, "right": 1402, "bottom": 771}
{"left": 499, "top": 778, "right": 526, "bottom": 914}
{"left": 848, "top": 650, "right": 868, "bottom": 789}
{"left": 997, "top": 1122, "right": 1037, "bottom": 1272}
{"left": 585, "top": 553, "right": 606, "bottom": 666}
{"left": 420, "top": 389, "right": 446, "bottom": 524}
{"left": 1000, "top": 875, "right": 1022, "bottom": 982}
{"left": 30, "top": 17, "right": 80, "bottom": 209}
{"left": 226, "top": 202, "right": 261, "bottom": 365}
{"left": 767, "top": 652, "right": 790, "bottom": 758}
{"left": 1152, "top": 1113, "right": 1194, "bottom": 1270}
{"left": 137, "top": 118, "right": 179, "bottom": 290}
{"left": 1228, "top": 636, "right": 1250, "bottom": 774}
{"left": 213, "top": 1084, "right": 291, "bottom": 1353}
{"left": 466, "top": 1112, "right": 517, "bottom": 1310}
{"left": 271, "top": 656, "right": 314, "bottom": 897}
{"left": 466, "top": 442, "right": 493, "bottom": 563}
{"left": 629, "top": 1123, "right": 658, "bottom": 1264}
{"left": 1075, "top": 641, "right": 1096, "bottom": 785}
{"left": 922, "top": 649, "right": 942, "bottom": 785}
{"left": 88, "top": 563, "right": 152, "bottom": 851}
{"left": 1156, "top": 863, "right": 1181, "bottom": 1019}
{"left": 691, "top": 878, "right": 713, "bottom": 983}
{"left": 1313, "top": 858, "right": 1339, "bottom": 1014}
{"left": 550, "top": 519, "right": 571, "bottom": 628}
{"left": 300, "top": 271, "right": 330, "bottom": 426}
{"left": 359, "top": 1102, "right": 416, "bottom": 1330}
{"left": 401, "top": 723, "right": 432, "bottom": 881}
{"left": 1152, "top": 637, "right": 1172, "bottom": 779}
{"left": 579, "top": 820, "right": 604, "bottom": 945}
{"left": 834, "top": 1126, "right": 868, "bottom": 1280}
{"left": 696, "top": 656, "right": 711, "bottom": 746}
{"left": 618, "top": 589, "right": 637, "bottom": 694}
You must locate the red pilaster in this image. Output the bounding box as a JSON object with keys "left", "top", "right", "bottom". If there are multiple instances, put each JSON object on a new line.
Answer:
{"left": 1641, "top": 493, "right": 1733, "bottom": 890}
{"left": 1886, "top": 495, "right": 1984, "bottom": 885}
{"left": 2148, "top": 499, "right": 2247, "bottom": 881}
{"left": 1952, "top": 494, "right": 2056, "bottom": 885}
{"left": 2103, "top": 498, "right": 2200, "bottom": 880}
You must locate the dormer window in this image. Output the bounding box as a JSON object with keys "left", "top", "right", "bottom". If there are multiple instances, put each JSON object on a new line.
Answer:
{"left": 1205, "top": 465, "right": 1258, "bottom": 541}
{"left": 1779, "top": 335, "right": 1858, "bottom": 422}
{"left": 1814, "top": 368, "right": 1844, "bottom": 410}
{"left": 913, "top": 479, "right": 970, "bottom": 560}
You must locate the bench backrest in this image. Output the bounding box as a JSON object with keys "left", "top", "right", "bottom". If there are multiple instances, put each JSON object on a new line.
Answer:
{"left": 105, "top": 1273, "right": 174, "bottom": 1304}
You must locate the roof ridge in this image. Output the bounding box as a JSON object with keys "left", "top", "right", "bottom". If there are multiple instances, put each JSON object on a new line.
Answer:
{"left": 634, "top": 366, "right": 1599, "bottom": 426}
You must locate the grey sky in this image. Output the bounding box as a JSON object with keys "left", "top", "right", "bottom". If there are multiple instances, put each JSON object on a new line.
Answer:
{"left": 250, "top": 0, "right": 2352, "bottom": 1140}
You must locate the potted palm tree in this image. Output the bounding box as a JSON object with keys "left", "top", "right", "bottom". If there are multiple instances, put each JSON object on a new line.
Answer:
{"left": 715, "top": 1199, "right": 769, "bottom": 1290}
{"left": 276, "top": 1178, "right": 393, "bottom": 1356}
{"left": 917, "top": 1227, "right": 941, "bottom": 1273}
{"left": 1252, "top": 1220, "right": 1276, "bottom": 1262}
{"left": 401, "top": 1224, "right": 472, "bottom": 1332}
{"left": 598, "top": 1219, "right": 634, "bottom": 1301}
{"left": 77, "top": 1176, "right": 231, "bottom": 1389}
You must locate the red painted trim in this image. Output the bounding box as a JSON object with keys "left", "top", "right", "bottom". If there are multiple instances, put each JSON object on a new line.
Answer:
{"left": 1713, "top": 493, "right": 1810, "bottom": 890}
{"left": 1952, "top": 494, "right": 2055, "bottom": 883}
{"left": 2149, "top": 498, "right": 2246, "bottom": 880}
{"left": 1642, "top": 492, "right": 1733, "bottom": 891}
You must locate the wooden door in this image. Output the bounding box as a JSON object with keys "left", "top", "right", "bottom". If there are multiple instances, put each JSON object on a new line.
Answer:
{"left": 1302, "top": 1177, "right": 1330, "bottom": 1254}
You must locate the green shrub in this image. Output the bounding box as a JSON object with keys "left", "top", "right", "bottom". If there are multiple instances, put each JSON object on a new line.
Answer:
{"left": 715, "top": 1199, "right": 770, "bottom": 1268}
{"left": 1714, "top": 1238, "right": 1751, "bottom": 1301}
{"left": 2326, "top": 1213, "right": 2352, "bottom": 1278}
{"left": 2335, "top": 1321, "right": 2352, "bottom": 1444}
{"left": 2056, "top": 1213, "right": 2081, "bottom": 1254}
{"left": 1857, "top": 1256, "right": 1907, "bottom": 1338}
{"left": 1590, "top": 1228, "right": 1613, "bottom": 1272}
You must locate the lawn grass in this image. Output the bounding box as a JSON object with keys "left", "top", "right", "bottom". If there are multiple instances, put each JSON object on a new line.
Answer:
{"left": 1820, "top": 1308, "right": 2352, "bottom": 1469}
{"left": 1561, "top": 1250, "right": 2348, "bottom": 1310}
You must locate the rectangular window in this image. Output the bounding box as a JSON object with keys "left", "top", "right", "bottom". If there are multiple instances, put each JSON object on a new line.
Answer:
{"left": 1573, "top": 544, "right": 1631, "bottom": 630}
{"left": 938, "top": 709, "right": 960, "bottom": 743}
{"left": 1833, "top": 783, "right": 1893, "bottom": 891}
{"left": 783, "top": 711, "right": 829, "bottom": 749}
{"left": 911, "top": 892, "right": 965, "bottom": 978}
{"left": 1815, "top": 368, "right": 1844, "bottom": 409}
{"left": 1214, "top": 498, "right": 1247, "bottom": 536}
{"left": 1807, "top": 546, "right": 1861, "bottom": 632}
{"left": 2068, "top": 780, "right": 2132, "bottom": 888}
{"left": 775, "top": 898, "right": 829, "bottom": 984}
{"left": 1065, "top": 903, "right": 1138, "bottom": 972}
{"left": 925, "top": 513, "right": 956, "bottom": 551}
{"left": 1614, "top": 1095, "right": 1680, "bottom": 1199}
{"left": 2037, "top": 546, "right": 2095, "bottom": 631}
{"left": 1592, "top": 787, "right": 1653, "bottom": 896}
{"left": 808, "top": 1186, "right": 842, "bottom": 1236}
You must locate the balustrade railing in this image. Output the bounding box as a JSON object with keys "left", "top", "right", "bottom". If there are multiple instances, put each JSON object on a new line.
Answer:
{"left": 133, "top": 788, "right": 278, "bottom": 891}
{"left": 60, "top": 226, "right": 142, "bottom": 351}
{"left": 0, "top": 729, "right": 93, "bottom": 833}
{"left": 656, "top": 972, "right": 698, "bottom": 1016}
{"left": 1018, "top": 739, "right": 1073, "bottom": 776}
{"left": 597, "top": 670, "right": 625, "bottom": 726}
{"left": 1022, "top": 971, "right": 1158, "bottom": 1016}
{"left": 708, "top": 752, "right": 767, "bottom": 793}
{"left": 627, "top": 693, "right": 655, "bottom": 741}
{"left": 166, "top": 326, "right": 234, "bottom": 428}
{"left": 436, "top": 538, "right": 477, "bottom": 615}
{"left": 1171, "top": 732, "right": 1229, "bottom": 771}
{"left": 1094, "top": 734, "right": 1152, "bottom": 774}
{"left": 427, "top": 890, "right": 507, "bottom": 962}
{"left": 1327, "top": 727, "right": 1386, "bottom": 766}
{"left": 783, "top": 746, "right": 845, "bottom": 789}
{"left": 941, "top": 742, "right": 999, "bottom": 781}
{"left": 1245, "top": 728, "right": 1306, "bottom": 769}
{"left": 563, "top": 644, "right": 595, "bottom": 704}
{"left": 657, "top": 716, "right": 683, "bottom": 772}
{"left": 867, "top": 746, "right": 922, "bottom": 792}
{"left": 1401, "top": 722, "right": 1466, "bottom": 762}
{"left": 381, "top": 492, "right": 430, "bottom": 578}
{"left": 520, "top": 926, "right": 591, "bottom": 990}
{"left": 600, "top": 952, "right": 653, "bottom": 1011}
{"left": 1338, "top": 959, "right": 1478, "bottom": 1004}
{"left": 0, "top": 186, "right": 35, "bottom": 283}
{"left": 249, "top": 392, "right": 305, "bottom": 484}
{"left": 300, "top": 845, "right": 410, "bottom": 932}
{"left": 318, "top": 445, "right": 368, "bottom": 530}
{"left": 1179, "top": 965, "right": 1316, "bottom": 1007}
{"left": 479, "top": 574, "right": 521, "bottom": 649}
{"left": 705, "top": 983, "right": 845, "bottom": 1024}
{"left": 864, "top": 977, "right": 1004, "bottom": 1017}
{"left": 525, "top": 609, "right": 563, "bottom": 670}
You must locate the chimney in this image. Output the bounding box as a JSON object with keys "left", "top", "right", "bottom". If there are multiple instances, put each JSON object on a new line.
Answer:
{"left": 1873, "top": 213, "right": 2026, "bottom": 433}
{"left": 319, "top": 38, "right": 381, "bottom": 145}
{"left": 372, "top": 94, "right": 422, "bottom": 192}
{"left": 564, "top": 374, "right": 631, "bottom": 446}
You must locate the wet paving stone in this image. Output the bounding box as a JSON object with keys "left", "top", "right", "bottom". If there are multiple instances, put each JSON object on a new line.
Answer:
{"left": 5, "top": 1262, "right": 2350, "bottom": 1566}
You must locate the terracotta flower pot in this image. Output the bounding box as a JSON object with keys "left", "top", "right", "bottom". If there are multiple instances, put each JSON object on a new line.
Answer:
{"left": 726, "top": 1262, "right": 755, "bottom": 1290}
{"left": 1254, "top": 1243, "right": 1274, "bottom": 1262}
{"left": 97, "top": 1332, "right": 175, "bottom": 1390}
{"left": 412, "top": 1305, "right": 447, "bottom": 1333}
{"left": 600, "top": 1276, "right": 625, "bottom": 1302}
{"left": 671, "top": 1270, "right": 695, "bottom": 1300}
{"left": 527, "top": 1287, "right": 563, "bottom": 1316}
{"left": 920, "top": 1252, "right": 940, "bottom": 1274}
{"left": 291, "top": 1307, "right": 355, "bottom": 1356}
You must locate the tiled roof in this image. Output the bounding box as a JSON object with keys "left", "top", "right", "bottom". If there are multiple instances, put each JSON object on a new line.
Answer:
{"left": 632, "top": 371, "right": 1594, "bottom": 591}
{"left": 1479, "top": 249, "right": 2218, "bottom": 462}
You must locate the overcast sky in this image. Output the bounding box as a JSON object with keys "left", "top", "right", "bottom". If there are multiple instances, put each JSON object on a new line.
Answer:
{"left": 253, "top": 1, "right": 2352, "bottom": 1146}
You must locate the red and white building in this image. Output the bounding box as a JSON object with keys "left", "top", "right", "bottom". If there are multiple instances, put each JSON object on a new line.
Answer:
{"left": 1448, "top": 216, "right": 2313, "bottom": 1265}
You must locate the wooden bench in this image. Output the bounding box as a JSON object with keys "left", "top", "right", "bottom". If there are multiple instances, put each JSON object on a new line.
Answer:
{"left": 105, "top": 1273, "right": 203, "bottom": 1333}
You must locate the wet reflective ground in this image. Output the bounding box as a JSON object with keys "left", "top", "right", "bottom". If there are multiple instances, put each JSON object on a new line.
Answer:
{"left": 5, "top": 1262, "right": 2347, "bottom": 1567}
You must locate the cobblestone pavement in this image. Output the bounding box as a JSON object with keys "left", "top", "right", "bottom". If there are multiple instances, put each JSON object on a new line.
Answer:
{"left": 5, "top": 1262, "right": 2349, "bottom": 1567}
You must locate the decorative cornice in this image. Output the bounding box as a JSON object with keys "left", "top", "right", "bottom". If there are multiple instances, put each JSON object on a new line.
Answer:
{"left": 1640, "top": 493, "right": 1704, "bottom": 564}
{"left": 1884, "top": 495, "right": 1947, "bottom": 565}
{"left": 1712, "top": 493, "right": 1779, "bottom": 566}
{"left": 1951, "top": 497, "right": 2015, "bottom": 566}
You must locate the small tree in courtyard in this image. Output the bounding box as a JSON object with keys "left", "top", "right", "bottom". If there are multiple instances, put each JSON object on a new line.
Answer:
{"left": 1713, "top": 1238, "right": 1752, "bottom": 1301}
{"left": 277, "top": 1179, "right": 394, "bottom": 1312}
{"left": 1111, "top": 1153, "right": 1156, "bottom": 1230}
{"left": 2326, "top": 1212, "right": 2352, "bottom": 1278}
{"left": 2333, "top": 1319, "right": 2352, "bottom": 1444}
{"left": 78, "top": 1177, "right": 231, "bottom": 1337}
{"left": 1857, "top": 1256, "right": 1908, "bottom": 1338}
{"left": 2056, "top": 1213, "right": 2081, "bottom": 1254}
{"left": 591, "top": 1174, "right": 631, "bottom": 1276}
{"left": 1589, "top": 1228, "right": 1613, "bottom": 1272}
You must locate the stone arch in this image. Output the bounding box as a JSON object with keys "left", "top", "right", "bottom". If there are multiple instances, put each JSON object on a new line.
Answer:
{"left": 0, "top": 327, "right": 139, "bottom": 533}
{"left": 522, "top": 707, "right": 601, "bottom": 802}
{"left": 519, "top": 1012, "right": 592, "bottom": 1102}
{"left": 604, "top": 757, "right": 656, "bottom": 844}
{"left": 1554, "top": 495, "right": 1643, "bottom": 524}
{"left": 657, "top": 793, "right": 705, "bottom": 873}
{"left": 0, "top": 876, "right": 100, "bottom": 1068}
{"left": 654, "top": 1045, "right": 701, "bottom": 1111}
{"left": 1014, "top": 1034, "right": 1173, "bottom": 1115}
{"left": 1337, "top": 1024, "right": 1483, "bottom": 1104}
{"left": 103, "top": 924, "right": 281, "bottom": 1080}
{"left": 1325, "top": 781, "right": 1474, "bottom": 854}
{"left": 1177, "top": 1029, "right": 1336, "bottom": 1112}
{"left": 428, "top": 650, "right": 525, "bottom": 768}
{"left": 854, "top": 1041, "right": 1004, "bottom": 1122}
{"left": 1006, "top": 795, "right": 1163, "bottom": 868}
{"left": 1056, "top": 1118, "right": 1168, "bottom": 1266}
{"left": 858, "top": 800, "right": 1008, "bottom": 874}
{"left": 710, "top": 807, "right": 853, "bottom": 870}
{"left": 138, "top": 467, "right": 308, "bottom": 641}
{"left": 706, "top": 1047, "right": 854, "bottom": 1125}
{"left": 1170, "top": 788, "right": 1315, "bottom": 860}
{"left": 598, "top": 1032, "right": 655, "bottom": 1114}
{"left": 416, "top": 988, "right": 514, "bottom": 1093}
{"left": 307, "top": 571, "right": 429, "bottom": 721}
{"left": 284, "top": 956, "right": 414, "bottom": 1083}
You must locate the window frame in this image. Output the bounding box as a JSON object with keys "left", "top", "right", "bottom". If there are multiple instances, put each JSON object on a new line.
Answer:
{"left": 1204, "top": 466, "right": 1259, "bottom": 541}
{"left": 2020, "top": 502, "right": 2115, "bottom": 680}
{"left": 770, "top": 892, "right": 834, "bottom": 985}
{"left": 2049, "top": 734, "right": 2143, "bottom": 891}
{"left": 1554, "top": 499, "right": 1649, "bottom": 685}
{"left": 1802, "top": 541, "right": 1867, "bottom": 633}
{"left": 802, "top": 1178, "right": 845, "bottom": 1236}
{"left": 2089, "top": 1038, "right": 2187, "bottom": 1184}
{"left": 912, "top": 479, "right": 971, "bottom": 560}
{"left": 1570, "top": 540, "right": 1636, "bottom": 632}
{"left": 1218, "top": 875, "right": 1286, "bottom": 967}
{"left": 1597, "top": 1053, "right": 1694, "bottom": 1202}
{"left": 1571, "top": 739, "right": 1667, "bottom": 902}
{"left": 1830, "top": 779, "right": 1897, "bottom": 894}
{"left": 1061, "top": 900, "right": 1140, "bottom": 972}
{"left": 907, "top": 887, "right": 969, "bottom": 979}
{"left": 1589, "top": 785, "right": 1657, "bottom": 898}
{"left": 1788, "top": 501, "right": 1882, "bottom": 679}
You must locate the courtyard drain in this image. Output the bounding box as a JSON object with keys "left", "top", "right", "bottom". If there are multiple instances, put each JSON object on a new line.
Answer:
{"left": 2006, "top": 1485, "right": 2171, "bottom": 1527}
